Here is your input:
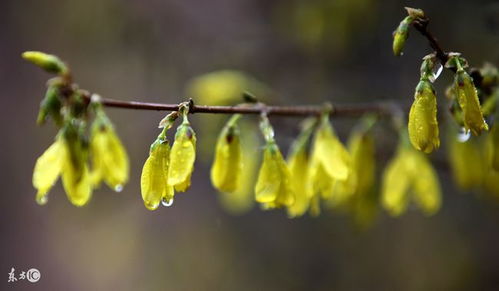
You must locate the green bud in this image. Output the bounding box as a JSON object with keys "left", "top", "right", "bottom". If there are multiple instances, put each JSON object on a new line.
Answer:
{"left": 393, "top": 16, "right": 412, "bottom": 56}
{"left": 37, "top": 83, "right": 63, "bottom": 126}
{"left": 22, "top": 51, "right": 68, "bottom": 75}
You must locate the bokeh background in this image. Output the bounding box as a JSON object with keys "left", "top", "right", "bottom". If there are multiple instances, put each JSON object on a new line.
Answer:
{"left": 2, "top": 0, "right": 499, "bottom": 290}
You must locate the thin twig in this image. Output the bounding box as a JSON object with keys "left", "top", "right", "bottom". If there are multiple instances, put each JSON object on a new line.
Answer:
{"left": 412, "top": 17, "right": 449, "bottom": 65}
{"left": 81, "top": 93, "right": 393, "bottom": 117}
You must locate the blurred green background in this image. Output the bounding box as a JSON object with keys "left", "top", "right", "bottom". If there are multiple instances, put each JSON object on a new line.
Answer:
{"left": 2, "top": 0, "right": 499, "bottom": 290}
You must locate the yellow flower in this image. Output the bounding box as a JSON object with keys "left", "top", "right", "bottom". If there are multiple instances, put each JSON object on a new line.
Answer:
{"left": 210, "top": 115, "right": 242, "bottom": 193}
{"left": 309, "top": 116, "right": 352, "bottom": 202}
{"left": 218, "top": 123, "right": 258, "bottom": 214}
{"left": 90, "top": 110, "right": 129, "bottom": 191}
{"left": 255, "top": 142, "right": 295, "bottom": 208}
{"left": 348, "top": 131, "right": 375, "bottom": 197}
{"left": 61, "top": 126, "right": 93, "bottom": 207}
{"left": 32, "top": 136, "right": 66, "bottom": 205}
{"left": 454, "top": 70, "right": 488, "bottom": 135}
{"left": 286, "top": 147, "right": 310, "bottom": 217}
{"left": 382, "top": 142, "right": 441, "bottom": 216}
{"left": 449, "top": 135, "right": 485, "bottom": 190}
{"left": 62, "top": 157, "right": 92, "bottom": 207}
{"left": 408, "top": 80, "right": 440, "bottom": 153}
{"left": 167, "top": 119, "right": 197, "bottom": 192}
{"left": 141, "top": 137, "right": 174, "bottom": 210}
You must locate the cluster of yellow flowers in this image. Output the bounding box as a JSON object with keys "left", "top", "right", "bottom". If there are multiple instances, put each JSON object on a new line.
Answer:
{"left": 31, "top": 88, "right": 129, "bottom": 206}
{"left": 140, "top": 106, "right": 197, "bottom": 210}
{"left": 24, "top": 4, "right": 499, "bottom": 223}
{"left": 26, "top": 52, "right": 129, "bottom": 206}
{"left": 204, "top": 112, "right": 441, "bottom": 221}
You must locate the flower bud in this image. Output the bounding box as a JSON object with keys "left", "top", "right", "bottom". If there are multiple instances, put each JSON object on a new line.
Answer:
{"left": 408, "top": 80, "right": 440, "bottom": 153}
{"left": 37, "top": 82, "right": 63, "bottom": 126}
{"left": 393, "top": 16, "right": 412, "bottom": 57}
{"left": 22, "top": 51, "right": 68, "bottom": 75}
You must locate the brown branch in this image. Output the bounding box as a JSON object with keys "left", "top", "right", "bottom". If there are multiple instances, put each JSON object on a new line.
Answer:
{"left": 80, "top": 93, "right": 394, "bottom": 117}
{"left": 412, "top": 17, "right": 449, "bottom": 65}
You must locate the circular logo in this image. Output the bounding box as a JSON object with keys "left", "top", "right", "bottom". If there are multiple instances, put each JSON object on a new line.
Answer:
{"left": 26, "top": 268, "right": 41, "bottom": 283}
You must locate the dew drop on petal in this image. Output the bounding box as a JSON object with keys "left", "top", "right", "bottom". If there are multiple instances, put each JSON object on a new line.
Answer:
{"left": 457, "top": 128, "right": 471, "bottom": 142}
{"left": 162, "top": 197, "right": 174, "bottom": 207}
{"left": 114, "top": 184, "right": 124, "bottom": 192}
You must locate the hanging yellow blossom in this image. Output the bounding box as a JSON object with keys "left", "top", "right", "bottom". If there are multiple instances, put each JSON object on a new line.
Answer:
{"left": 309, "top": 114, "right": 352, "bottom": 203}
{"left": 90, "top": 105, "right": 129, "bottom": 191}
{"left": 210, "top": 114, "right": 242, "bottom": 193}
{"left": 286, "top": 119, "right": 315, "bottom": 217}
{"left": 449, "top": 134, "right": 485, "bottom": 190}
{"left": 32, "top": 136, "right": 66, "bottom": 205}
{"left": 255, "top": 141, "right": 295, "bottom": 208}
{"left": 218, "top": 123, "right": 258, "bottom": 214}
{"left": 344, "top": 127, "right": 378, "bottom": 227}
{"left": 167, "top": 111, "right": 197, "bottom": 192}
{"left": 453, "top": 67, "right": 488, "bottom": 135}
{"left": 141, "top": 136, "right": 174, "bottom": 211}
{"left": 61, "top": 125, "right": 93, "bottom": 207}
{"left": 255, "top": 115, "right": 294, "bottom": 208}
{"left": 408, "top": 79, "right": 440, "bottom": 153}
{"left": 382, "top": 137, "right": 441, "bottom": 216}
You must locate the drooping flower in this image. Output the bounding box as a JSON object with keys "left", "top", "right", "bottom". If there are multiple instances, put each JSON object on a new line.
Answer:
{"left": 382, "top": 135, "right": 441, "bottom": 216}
{"left": 218, "top": 122, "right": 258, "bottom": 214}
{"left": 408, "top": 79, "right": 440, "bottom": 153}
{"left": 141, "top": 136, "right": 174, "bottom": 211}
{"left": 90, "top": 103, "right": 129, "bottom": 191}
{"left": 61, "top": 123, "right": 93, "bottom": 207}
{"left": 255, "top": 115, "right": 294, "bottom": 209}
{"left": 210, "top": 114, "right": 242, "bottom": 193}
{"left": 32, "top": 135, "right": 66, "bottom": 205}
{"left": 445, "top": 55, "right": 490, "bottom": 135}
{"left": 167, "top": 110, "right": 197, "bottom": 192}
{"left": 255, "top": 141, "right": 295, "bottom": 208}
{"left": 309, "top": 114, "right": 352, "bottom": 203}
{"left": 286, "top": 119, "right": 315, "bottom": 218}
{"left": 449, "top": 134, "right": 485, "bottom": 190}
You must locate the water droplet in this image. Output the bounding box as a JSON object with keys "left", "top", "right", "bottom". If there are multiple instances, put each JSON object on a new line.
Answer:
{"left": 457, "top": 128, "right": 471, "bottom": 142}
{"left": 114, "top": 184, "right": 123, "bottom": 192}
{"left": 162, "top": 197, "right": 174, "bottom": 207}
{"left": 429, "top": 63, "right": 443, "bottom": 83}
{"left": 36, "top": 195, "right": 48, "bottom": 205}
